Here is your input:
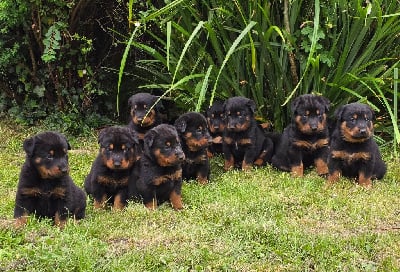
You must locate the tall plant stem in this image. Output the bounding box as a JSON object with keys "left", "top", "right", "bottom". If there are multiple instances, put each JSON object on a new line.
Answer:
{"left": 283, "top": 0, "right": 299, "bottom": 85}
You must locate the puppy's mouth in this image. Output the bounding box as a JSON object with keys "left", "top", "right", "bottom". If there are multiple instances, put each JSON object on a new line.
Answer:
{"left": 185, "top": 137, "right": 210, "bottom": 151}
{"left": 226, "top": 126, "right": 247, "bottom": 132}
{"left": 342, "top": 133, "right": 371, "bottom": 143}
{"left": 37, "top": 166, "right": 69, "bottom": 179}
{"left": 133, "top": 117, "right": 154, "bottom": 127}
{"left": 340, "top": 123, "right": 372, "bottom": 143}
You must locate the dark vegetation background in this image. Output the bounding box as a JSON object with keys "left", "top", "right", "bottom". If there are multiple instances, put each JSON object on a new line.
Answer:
{"left": 0, "top": 0, "right": 399, "bottom": 147}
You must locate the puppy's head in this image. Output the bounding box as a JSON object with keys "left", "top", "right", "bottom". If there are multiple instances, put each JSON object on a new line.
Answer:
{"left": 205, "top": 100, "right": 226, "bottom": 134}
{"left": 224, "top": 97, "right": 256, "bottom": 132}
{"left": 98, "top": 126, "right": 139, "bottom": 171}
{"left": 291, "top": 94, "right": 330, "bottom": 135}
{"left": 128, "top": 93, "right": 160, "bottom": 127}
{"left": 23, "top": 132, "right": 71, "bottom": 179}
{"left": 144, "top": 124, "right": 185, "bottom": 167}
{"left": 175, "top": 112, "right": 211, "bottom": 152}
{"left": 334, "top": 102, "right": 374, "bottom": 143}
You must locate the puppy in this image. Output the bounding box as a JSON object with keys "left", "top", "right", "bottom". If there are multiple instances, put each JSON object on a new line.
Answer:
{"left": 327, "top": 103, "right": 386, "bottom": 187}
{"left": 223, "top": 96, "right": 274, "bottom": 171}
{"left": 175, "top": 112, "right": 212, "bottom": 184}
{"left": 205, "top": 100, "right": 225, "bottom": 156}
{"left": 84, "top": 126, "right": 140, "bottom": 210}
{"left": 128, "top": 92, "right": 162, "bottom": 142}
{"left": 14, "top": 132, "right": 86, "bottom": 228}
{"left": 271, "top": 94, "right": 331, "bottom": 177}
{"left": 129, "top": 124, "right": 185, "bottom": 210}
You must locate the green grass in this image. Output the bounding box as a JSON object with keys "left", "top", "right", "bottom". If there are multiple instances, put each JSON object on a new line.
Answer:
{"left": 1, "top": 120, "right": 400, "bottom": 271}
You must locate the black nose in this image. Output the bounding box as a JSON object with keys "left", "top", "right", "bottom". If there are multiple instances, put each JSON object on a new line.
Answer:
{"left": 227, "top": 123, "right": 236, "bottom": 129}
{"left": 113, "top": 160, "right": 121, "bottom": 167}
{"left": 59, "top": 166, "right": 68, "bottom": 174}
{"left": 178, "top": 153, "right": 185, "bottom": 161}
{"left": 359, "top": 128, "right": 367, "bottom": 135}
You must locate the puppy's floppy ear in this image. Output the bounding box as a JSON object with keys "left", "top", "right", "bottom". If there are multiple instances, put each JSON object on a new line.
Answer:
{"left": 174, "top": 117, "right": 187, "bottom": 133}
{"left": 366, "top": 104, "right": 376, "bottom": 121}
{"left": 222, "top": 100, "right": 228, "bottom": 112}
{"left": 246, "top": 99, "right": 256, "bottom": 113}
{"left": 319, "top": 96, "right": 331, "bottom": 112}
{"left": 128, "top": 128, "right": 140, "bottom": 145}
{"left": 334, "top": 105, "right": 345, "bottom": 121}
{"left": 23, "top": 136, "right": 35, "bottom": 157}
{"left": 98, "top": 127, "right": 109, "bottom": 145}
{"left": 59, "top": 133, "right": 71, "bottom": 150}
{"left": 144, "top": 129, "right": 157, "bottom": 148}
{"left": 128, "top": 95, "right": 136, "bottom": 108}
{"left": 291, "top": 96, "right": 301, "bottom": 115}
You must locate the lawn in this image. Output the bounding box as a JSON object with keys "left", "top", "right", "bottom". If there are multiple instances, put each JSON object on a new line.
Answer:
{"left": 0, "top": 120, "right": 399, "bottom": 271}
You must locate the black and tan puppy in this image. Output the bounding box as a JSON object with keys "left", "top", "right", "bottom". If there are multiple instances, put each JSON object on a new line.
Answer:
{"left": 129, "top": 124, "right": 185, "bottom": 210}
{"left": 205, "top": 100, "right": 225, "bottom": 156}
{"left": 128, "top": 92, "right": 162, "bottom": 142}
{"left": 327, "top": 103, "right": 386, "bottom": 187}
{"left": 14, "top": 132, "right": 86, "bottom": 228}
{"left": 271, "top": 94, "right": 330, "bottom": 177}
{"left": 84, "top": 126, "right": 139, "bottom": 210}
{"left": 175, "top": 112, "right": 212, "bottom": 184}
{"left": 223, "top": 96, "right": 274, "bottom": 171}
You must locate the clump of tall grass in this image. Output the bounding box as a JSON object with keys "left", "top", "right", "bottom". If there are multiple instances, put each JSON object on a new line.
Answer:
{"left": 119, "top": 0, "right": 399, "bottom": 149}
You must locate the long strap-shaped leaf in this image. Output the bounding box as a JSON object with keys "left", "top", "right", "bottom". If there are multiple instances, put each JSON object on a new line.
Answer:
{"left": 117, "top": 26, "right": 140, "bottom": 115}
{"left": 210, "top": 21, "right": 257, "bottom": 105}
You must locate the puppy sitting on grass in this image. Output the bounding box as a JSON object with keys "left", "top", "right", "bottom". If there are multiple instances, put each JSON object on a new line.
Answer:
{"left": 14, "top": 132, "right": 86, "bottom": 228}
{"left": 222, "top": 96, "right": 274, "bottom": 171}
{"left": 129, "top": 124, "right": 185, "bottom": 210}
{"left": 175, "top": 112, "right": 212, "bottom": 184}
{"left": 84, "top": 126, "right": 140, "bottom": 210}
{"left": 271, "top": 94, "right": 331, "bottom": 177}
{"left": 327, "top": 102, "right": 386, "bottom": 187}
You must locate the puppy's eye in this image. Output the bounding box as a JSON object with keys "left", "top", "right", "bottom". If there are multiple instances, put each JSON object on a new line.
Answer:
{"left": 143, "top": 104, "right": 147, "bottom": 109}
{"left": 134, "top": 105, "right": 137, "bottom": 110}
{"left": 46, "top": 153, "right": 54, "bottom": 160}
{"left": 211, "top": 114, "right": 215, "bottom": 118}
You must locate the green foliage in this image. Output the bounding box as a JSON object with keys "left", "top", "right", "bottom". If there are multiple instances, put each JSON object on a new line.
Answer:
{"left": 0, "top": 0, "right": 120, "bottom": 133}
{"left": 42, "top": 23, "right": 63, "bottom": 63}
{"left": 119, "top": 0, "right": 399, "bottom": 143}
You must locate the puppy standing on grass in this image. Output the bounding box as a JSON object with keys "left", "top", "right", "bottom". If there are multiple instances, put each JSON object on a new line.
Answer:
{"left": 84, "top": 126, "right": 140, "bottom": 210}
{"left": 175, "top": 112, "right": 212, "bottom": 184}
{"left": 271, "top": 94, "right": 331, "bottom": 177}
{"left": 205, "top": 100, "right": 226, "bottom": 156}
{"left": 223, "top": 96, "right": 274, "bottom": 171}
{"left": 14, "top": 132, "right": 86, "bottom": 228}
{"left": 327, "top": 103, "right": 386, "bottom": 187}
{"left": 129, "top": 124, "right": 185, "bottom": 210}
{"left": 128, "top": 92, "right": 163, "bottom": 143}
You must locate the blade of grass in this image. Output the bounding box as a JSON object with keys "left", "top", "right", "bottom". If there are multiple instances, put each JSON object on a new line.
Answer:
{"left": 171, "top": 21, "right": 205, "bottom": 87}
{"left": 395, "top": 67, "right": 398, "bottom": 136}
{"left": 196, "top": 65, "right": 213, "bottom": 111}
{"left": 117, "top": 25, "right": 140, "bottom": 116}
